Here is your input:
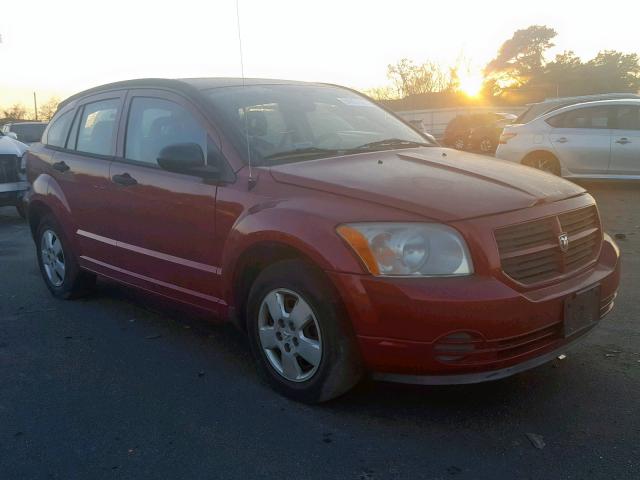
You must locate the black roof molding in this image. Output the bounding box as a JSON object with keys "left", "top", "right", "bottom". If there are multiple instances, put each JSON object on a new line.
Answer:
{"left": 58, "top": 77, "right": 318, "bottom": 109}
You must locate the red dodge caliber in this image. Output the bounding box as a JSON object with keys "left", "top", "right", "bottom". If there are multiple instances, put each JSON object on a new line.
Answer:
{"left": 24, "top": 78, "right": 620, "bottom": 402}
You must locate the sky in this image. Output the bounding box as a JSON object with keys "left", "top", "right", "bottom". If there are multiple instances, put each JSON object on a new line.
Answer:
{"left": 1, "top": 0, "right": 639, "bottom": 111}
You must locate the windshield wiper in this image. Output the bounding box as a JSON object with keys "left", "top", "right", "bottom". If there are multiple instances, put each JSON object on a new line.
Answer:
{"left": 353, "top": 138, "right": 432, "bottom": 151}
{"left": 263, "top": 147, "right": 344, "bottom": 162}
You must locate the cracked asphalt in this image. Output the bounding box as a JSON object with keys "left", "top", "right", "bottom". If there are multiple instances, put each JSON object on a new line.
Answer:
{"left": 1, "top": 181, "right": 638, "bottom": 479}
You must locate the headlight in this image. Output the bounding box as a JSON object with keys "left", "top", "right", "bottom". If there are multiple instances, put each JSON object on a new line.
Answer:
{"left": 337, "top": 223, "right": 473, "bottom": 277}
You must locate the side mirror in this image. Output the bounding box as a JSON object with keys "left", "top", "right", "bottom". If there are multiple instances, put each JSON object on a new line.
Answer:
{"left": 157, "top": 143, "right": 205, "bottom": 173}
{"left": 6, "top": 132, "right": 18, "bottom": 140}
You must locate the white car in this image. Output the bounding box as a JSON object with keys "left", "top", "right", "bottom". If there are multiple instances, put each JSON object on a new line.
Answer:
{"left": 496, "top": 99, "right": 640, "bottom": 179}
{"left": 0, "top": 131, "right": 29, "bottom": 217}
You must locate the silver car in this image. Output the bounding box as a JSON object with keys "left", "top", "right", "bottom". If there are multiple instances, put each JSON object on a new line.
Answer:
{"left": 496, "top": 99, "right": 640, "bottom": 179}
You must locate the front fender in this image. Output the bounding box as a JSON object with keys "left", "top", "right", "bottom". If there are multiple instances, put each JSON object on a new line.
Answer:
{"left": 220, "top": 204, "right": 366, "bottom": 299}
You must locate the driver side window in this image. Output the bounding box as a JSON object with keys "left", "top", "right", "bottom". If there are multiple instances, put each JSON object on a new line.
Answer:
{"left": 125, "top": 97, "right": 207, "bottom": 165}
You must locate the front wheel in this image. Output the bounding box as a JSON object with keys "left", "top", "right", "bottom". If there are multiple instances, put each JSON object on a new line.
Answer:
{"left": 246, "top": 259, "right": 362, "bottom": 403}
{"left": 36, "top": 214, "right": 96, "bottom": 299}
{"left": 15, "top": 202, "right": 26, "bottom": 219}
{"left": 479, "top": 137, "right": 495, "bottom": 154}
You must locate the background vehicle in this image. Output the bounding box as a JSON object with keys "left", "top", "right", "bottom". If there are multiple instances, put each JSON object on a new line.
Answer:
{"left": 516, "top": 93, "right": 640, "bottom": 125}
{"left": 1, "top": 121, "right": 48, "bottom": 145}
{"left": 443, "top": 112, "right": 515, "bottom": 150}
{"left": 0, "top": 131, "right": 29, "bottom": 217}
{"left": 497, "top": 99, "right": 640, "bottom": 178}
{"left": 25, "top": 78, "right": 619, "bottom": 403}
{"left": 466, "top": 113, "right": 517, "bottom": 153}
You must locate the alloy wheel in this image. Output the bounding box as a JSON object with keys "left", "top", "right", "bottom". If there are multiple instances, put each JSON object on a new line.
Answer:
{"left": 40, "top": 229, "right": 65, "bottom": 287}
{"left": 533, "top": 157, "right": 557, "bottom": 174}
{"left": 257, "top": 288, "right": 322, "bottom": 382}
{"left": 479, "top": 138, "right": 493, "bottom": 153}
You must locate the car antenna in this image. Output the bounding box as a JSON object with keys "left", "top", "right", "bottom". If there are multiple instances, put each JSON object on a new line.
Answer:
{"left": 236, "top": 0, "right": 256, "bottom": 190}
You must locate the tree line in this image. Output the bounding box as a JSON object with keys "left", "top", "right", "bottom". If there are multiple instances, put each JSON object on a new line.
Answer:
{"left": 368, "top": 25, "right": 640, "bottom": 105}
{"left": 1, "top": 97, "right": 60, "bottom": 123}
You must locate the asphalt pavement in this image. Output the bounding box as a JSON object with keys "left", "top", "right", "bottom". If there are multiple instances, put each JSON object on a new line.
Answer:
{"left": 1, "top": 181, "right": 638, "bottom": 479}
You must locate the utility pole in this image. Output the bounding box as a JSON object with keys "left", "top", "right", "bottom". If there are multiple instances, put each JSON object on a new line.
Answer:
{"left": 33, "top": 92, "right": 38, "bottom": 121}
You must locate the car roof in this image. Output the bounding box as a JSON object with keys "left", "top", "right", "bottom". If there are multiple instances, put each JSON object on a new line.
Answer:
{"left": 539, "top": 98, "right": 640, "bottom": 118}
{"left": 58, "top": 77, "right": 322, "bottom": 109}
{"left": 532, "top": 99, "right": 640, "bottom": 123}
{"left": 528, "top": 92, "right": 640, "bottom": 106}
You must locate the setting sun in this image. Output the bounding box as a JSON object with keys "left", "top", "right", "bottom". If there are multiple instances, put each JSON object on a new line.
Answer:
{"left": 459, "top": 72, "right": 484, "bottom": 97}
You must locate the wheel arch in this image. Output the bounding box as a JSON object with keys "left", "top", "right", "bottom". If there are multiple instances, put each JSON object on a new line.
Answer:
{"left": 521, "top": 149, "right": 560, "bottom": 166}
{"left": 227, "top": 240, "right": 340, "bottom": 333}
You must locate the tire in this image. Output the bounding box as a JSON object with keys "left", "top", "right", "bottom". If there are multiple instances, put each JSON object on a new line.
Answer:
{"left": 246, "top": 259, "right": 362, "bottom": 403}
{"left": 36, "top": 214, "right": 96, "bottom": 299}
{"left": 479, "top": 137, "right": 494, "bottom": 154}
{"left": 15, "top": 202, "right": 26, "bottom": 219}
{"left": 453, "top": 136, "right": 466, "bottom": 150}
{"left": 525, "top": 153, "right": 561, "bottom": 176}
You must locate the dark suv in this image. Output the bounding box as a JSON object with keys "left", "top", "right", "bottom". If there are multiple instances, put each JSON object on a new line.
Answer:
{"left": 25, "top": 78, "right": 619, "bottom": 403}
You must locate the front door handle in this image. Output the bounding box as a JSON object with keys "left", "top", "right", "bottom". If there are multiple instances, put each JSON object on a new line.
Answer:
{"left": 112, "top": 173, "right": 138, "bottom": 186}
{"left": 52, "top": 161, "right": 70, "bottom": 173}
{"left": 555, "top": 137, "right": 568, "bottom": 143}
{"left": 616, "top": 137, "right": 631, "bottom": 145}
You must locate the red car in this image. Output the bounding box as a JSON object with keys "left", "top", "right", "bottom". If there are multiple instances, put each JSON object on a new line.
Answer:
{"left": 24, "top": 78, "right": 620, "bottom": 403}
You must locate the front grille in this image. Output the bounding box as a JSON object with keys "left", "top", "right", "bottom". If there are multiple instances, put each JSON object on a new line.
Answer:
{"left": 495, "top": 206, "right": 601, "bottom": 285}
{"left": 0, "top": 154, "right": 20, "bottom": 183}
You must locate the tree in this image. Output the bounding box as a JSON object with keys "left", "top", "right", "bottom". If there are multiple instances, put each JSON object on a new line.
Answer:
{"left": 364, "top": 86, "right": 397, "bottom": 101}
{"left": 38, "top": 97, "right": 60, "bottom": 121}
{"left": 586, "top": 50, "right": 640, "bottom": 93}
{"left": 485, "top": 25, "right": 557, "bottom": 89}
{"left": 387, "top": 58, "right": 452, "bottom": 97}
{"left": 2, "top": 103, "right": 28, "bottom": 121}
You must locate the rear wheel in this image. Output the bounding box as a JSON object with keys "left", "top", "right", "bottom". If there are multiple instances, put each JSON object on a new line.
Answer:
{"left": 36, "top": 214, "right": 96, "bottom": 299}
{"left": 524, "top": 153, "right": 561, "bottom": 176}
{"left": 246, "top": 259, "right": 362, "bottom": 403}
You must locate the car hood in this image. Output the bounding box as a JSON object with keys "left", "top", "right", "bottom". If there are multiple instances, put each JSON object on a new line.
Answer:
{"left": 269, "top": 147, "right": 586, "bottom": 222}
{"left": 0, "top": 136, "right": 28, "bottom": 156}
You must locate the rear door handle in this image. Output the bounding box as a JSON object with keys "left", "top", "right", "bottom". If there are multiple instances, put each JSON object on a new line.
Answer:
{"left": 616, "top": 137, "right": 631, "bottom": 144}
{"left": 112, "top": 173, "right": 138, "bottom": 186}
{"left": 52, "top": 161, "right": 70, "bottom": 173}
{"left": 555, "top": 137, "right": 568, "bottom": 143}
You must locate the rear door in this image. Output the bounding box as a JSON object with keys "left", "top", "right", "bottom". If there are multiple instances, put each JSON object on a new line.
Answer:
{"left": 609, "top": 104, "right": 640, "bottom": 175}
{"left": 44, "top": 92, "right": 124, "bottom": 263}
{"left": 105, "top": 90, "right": 223, "bottom": 309}
{"left": 547, "top": 106, "right": 613, "bottom": 175}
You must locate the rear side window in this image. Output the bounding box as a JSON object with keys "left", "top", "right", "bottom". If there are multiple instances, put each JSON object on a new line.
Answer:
{"left": 77, "top": 99, "right": 119, "bottom": 156}
{"left": 45, "top": 111, "right": 74, "bottom": 147}
{"left": 547, "top": 107, "right": 613, "bottom": 129}
{"left": 613, "top": 106, "right": 640, "bottom": 130}
{"left": 125, "top": 97, "right": 207, "bottom": 165}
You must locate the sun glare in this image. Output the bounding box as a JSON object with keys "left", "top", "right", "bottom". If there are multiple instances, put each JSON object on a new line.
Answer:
{"left": 459, "top": 72, "right": 484, "bottom": 97}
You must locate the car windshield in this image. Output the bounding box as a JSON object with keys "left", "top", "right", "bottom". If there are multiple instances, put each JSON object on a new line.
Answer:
{"left": 11, "top": 123, "right": 47, "bottom": 143}
{"left": 205, "top": 84, "right": 433, "bottom": 165}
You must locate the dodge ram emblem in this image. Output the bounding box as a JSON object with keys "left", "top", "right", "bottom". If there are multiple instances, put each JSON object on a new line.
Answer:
{"left": 558, "top": 233, "right": 569, "bottom": 253}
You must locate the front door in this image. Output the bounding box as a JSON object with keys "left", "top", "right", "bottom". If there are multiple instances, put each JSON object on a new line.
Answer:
{"left": 105, "top": 91, "right": 223, "bottom": 310}
{"left": 609, "top": 104, "right": 640, "bottom": 175}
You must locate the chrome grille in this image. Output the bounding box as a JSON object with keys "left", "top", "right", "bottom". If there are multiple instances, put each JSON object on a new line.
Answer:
{"left": 495, "top": 206, "right": 601, "bottom": 285}
{"left": 0, "top": 154, "right": 20, "bottom": 184}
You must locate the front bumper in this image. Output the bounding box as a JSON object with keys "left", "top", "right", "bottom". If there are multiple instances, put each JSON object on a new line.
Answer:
{"left": 0, "top": 181, "right": 28, "bottom": 194}
{"left": 328, "top": 236, "right": 620, "bottom": 382}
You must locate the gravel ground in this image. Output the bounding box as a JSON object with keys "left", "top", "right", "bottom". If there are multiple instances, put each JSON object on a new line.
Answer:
{"left": 0, "top": 181, "right": 638, "bottom": 479}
